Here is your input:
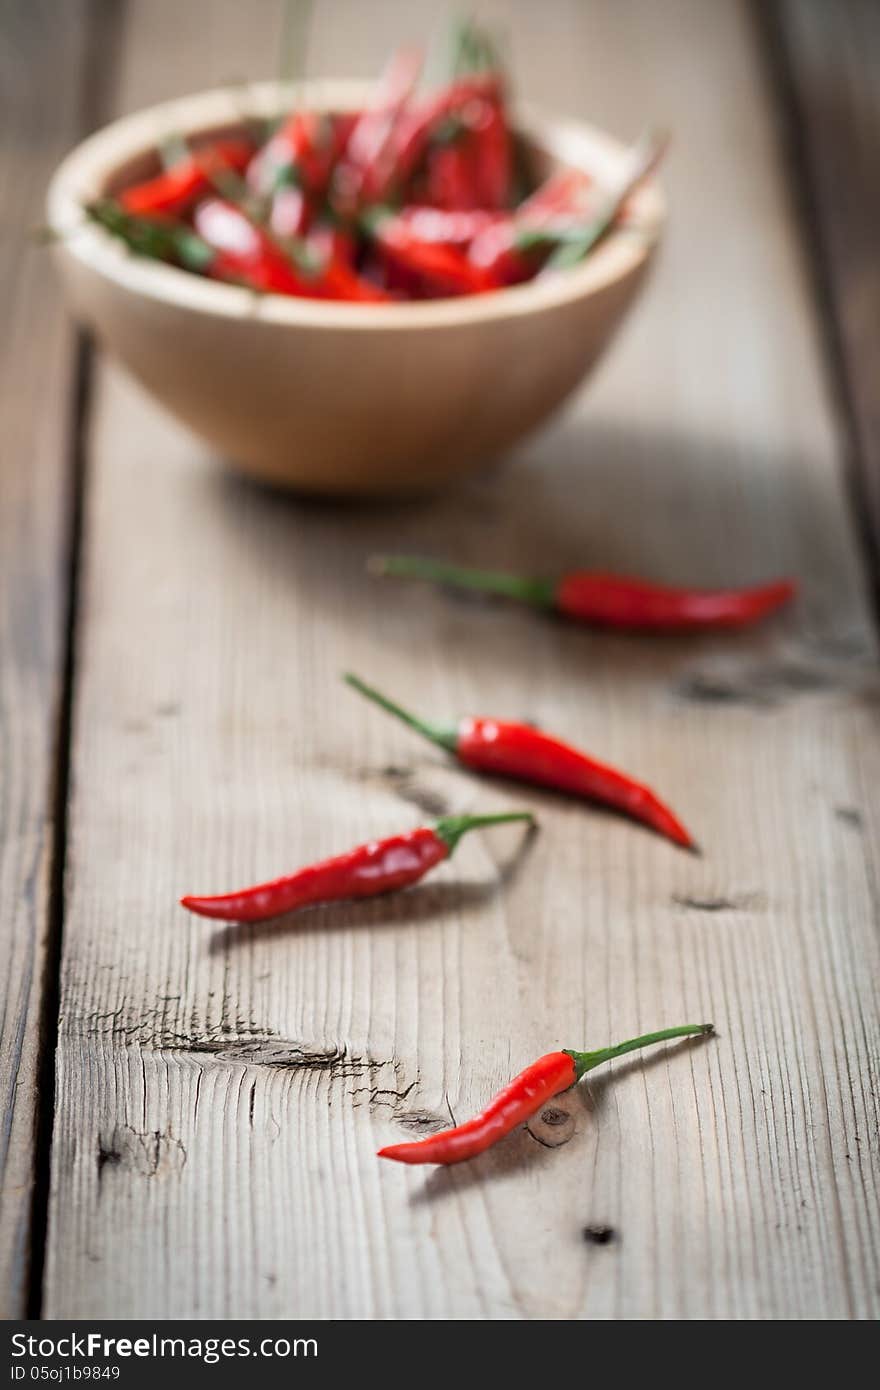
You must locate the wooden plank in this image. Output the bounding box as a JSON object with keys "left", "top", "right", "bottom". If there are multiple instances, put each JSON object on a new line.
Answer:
{"left": 768, "top": 0, "right": 880, "bottom": 580}
{"left": 0, "top": 0, "right": 95, "bottom": 1317}
{"left": 44, "top": 0, "right": 880, "bottom": 1318}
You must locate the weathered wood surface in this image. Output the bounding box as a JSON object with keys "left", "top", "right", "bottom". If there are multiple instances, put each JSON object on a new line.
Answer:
{"left": 770, "top": 0, "right": 880, "bottom": 580}
{"left": 39, "top": 0, "right": 880, "bottom": 1318}
{"left": 0, "top": 0, "right": 92, "bottom": 1318}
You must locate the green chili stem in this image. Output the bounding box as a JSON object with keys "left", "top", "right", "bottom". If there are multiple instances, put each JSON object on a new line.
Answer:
{"left": 369, "top": 554, "right": 556, "bottom": 609}
{"left": 566, "top": 1024, "right": 713, "bottom": 1080}
{"left": 85, "top": 200, "right": 215, "bottom": 273}
{"left": 434, "top": 811, "right": 535, "bottom": 854}
{"left": 344, "top": 674, "right": 458, "bottom": 753}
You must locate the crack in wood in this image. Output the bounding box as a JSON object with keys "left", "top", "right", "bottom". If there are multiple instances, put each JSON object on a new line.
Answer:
{"left": 672, "top": 892, "right": 765, "bottom": 913}
{"left": 95, "top": 1126, "right": 186, "bottom": 1184}
{"left": 349, "top": 1080, "right": 417, "bottom": 1111}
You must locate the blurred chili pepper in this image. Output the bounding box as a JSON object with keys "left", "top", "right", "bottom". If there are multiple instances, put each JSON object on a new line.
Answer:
{"left": 370, "top": 555, "right": 797, "bottom": 630}
{"left": 396, "top": 206, "right": 503, "bottom": 247}
{"left": 379, "top": 1025, "right": 714, "bottom": 1165}
{"left": 425, "top": 139, "right": 480, "bottom": 210}
{"left": 193, "top": 198, "right": 319, "bottom": 294}
{"left": 543, "top": 128, "right": 669, "bottom": 272}
{"left": 344, "top": 674, "right": 694, "bottom": 849}
{"left": 468, "top": 167, "right": 595, "bottom": 284}
{"left": 180, "top": 811, "right": 534, "bottom": 923}
{"left": 470, "top": 94, "right": 511, "bottom": 209}
{"left": 449, "top": 22, "right": 511, "bottom": 209}
{"left": 118, "top": 138, "right": 255, "bottom": 217}
{"left": 247, "top": 110, "right": 340, "bottom": 197}
{"left": 371, "top": 72, "right": 500, "bottom": 202}
{"left": 195, "top": 198, "right": 388, "bottom": 301}
{"left": 368, "top": 211, "right": 494, "bottom": 295}
{"left": 333, "top": 46, "right": 424, "bottom": 208}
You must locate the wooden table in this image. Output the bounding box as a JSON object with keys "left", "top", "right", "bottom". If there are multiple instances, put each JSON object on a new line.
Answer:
{"left": 3, "top": 0, "right": 879, "bottom": 1321}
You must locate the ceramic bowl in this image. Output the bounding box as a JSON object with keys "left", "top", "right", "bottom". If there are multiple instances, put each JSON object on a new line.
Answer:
{"left": 47, "top": 81, "right": 664, "bottom": 495}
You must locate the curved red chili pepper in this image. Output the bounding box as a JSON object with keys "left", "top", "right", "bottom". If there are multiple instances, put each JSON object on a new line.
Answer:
{"left": 370, "top": 215, "right": 495, "bottom": 296}
{"left": 379, "top": 1024, "right": 714, "bottom": 1165}
{"left": 119, "top": 139, "right": 254, "bottom": 217}
{"left": 468, "top": 167, "right": 595, "bottom": 284}
{"left": 194, "top": 198, "right": 388, "bottom": 302}
{"left": 333, "top": 46, "right": 424, "bottom": 209}
{"left": 554, "top": 573, "right": 797, "bottom": 630}
{"left": 371, "top": 73, "right": 501, "bottom": 202}
{"left": 247, "top": 110, "right": 341, "bottom": 197}
{"left": 180, "top": 811, "right": 533, "bottom": 923}
{"left": 370, "top": 555, "right": 797, "bottom": 631}
{"left": 194, "top": 198, "right": 317, "bottom": 296}
{"left": 344, "top": 675, "right": 693, "bottom": 849}
{"left": 396, "top": 206, "right": 503, "bottom": 247}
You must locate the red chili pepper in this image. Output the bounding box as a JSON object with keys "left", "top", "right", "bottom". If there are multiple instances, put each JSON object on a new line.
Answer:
{"left": 467, "top": 218, "right": 533, "bottom": 286}
{"left": 193, "top": 198, "right": 318, "bottom": 296}
{"left": 396, "top": 206, "right": 503, "bottom": 247}
{"left": 369, "top": 214, "right": 495, "bottom": 297}
{"left": 180, "top": 811, "right": 534, "bottom": 923}
{"left": 119, "top": 139, "right": 254, "bottom": 217}
{"left": 247, "top": 110, "right": 340, "bottom": 197}
{"left": 334, "top": 46, "right": 424, "bottom": 208}
{"left": 425, "top": 139, "right": 480, "bottom": 211}
{"left": 379, "top": 1024, "right": 714, "bottom": 1165}
{"left": 446, "top": 24, "right": 511, "bottom": 209}
{"left": 194, "top": 198, "right": 388, "bottom": 302}
{"left": 370, "top": 555, "right": 797, "bottom": 631}
{"left": 468, "top": 168, "right": 595, "bottom": 284}
{"left": 344, "top": 675, "right": 693, "bottom": 849}
{"left": 317, "top": 254, "right": 392, "bottom": 303}
{"left": 517, "top": 167, "right": 594, "bottom": 224}
{"left": 371, "top": 73, "right": 500, "bottom": 202}
{"left": 469, "top": 94, "right": 512, "bottom": 209}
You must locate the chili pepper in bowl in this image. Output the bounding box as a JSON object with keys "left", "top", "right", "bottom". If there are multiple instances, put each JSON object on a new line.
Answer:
{"left": 543, "top": 128, "right": 669, "bottom": 272}
{"left": 180, "top": 810, "right": 534, "bottom": 923}
{"left": 118, "top": 137, "right": 255, "bottom": 217}
{"left": 79, "top": 24, "right": 665, "bottom": 305}
{"left": 193, "top": 198, "right": 321, "bottom": 296}
{"left": 468, "top": 167, "right": 595, "bottom": 284}
{"left": 247, "top": 109, "right": 340, "bottom": 198}
{"left": 369, "top": 555, "right": 797, "bottom": 631}
{"left": 332, "top": 45, "right": 424, "bottom": 209}
{"left": 379, "top": 1023, "right": 714, "bottom": 1165}
{"left": 367, "top": 211, "right": 495, "bottom": 295}
{"left": 193, "top": 198, "right": 389, "bottom": 302}
{"left": 344, "top": 674, "right": 693, "bottom": 849}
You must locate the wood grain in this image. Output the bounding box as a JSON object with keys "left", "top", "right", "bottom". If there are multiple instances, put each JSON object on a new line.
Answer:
{"left": 769, "top": 0, "right": 880, "bottom": 582}
{"left": 43, "top": 0, "right": 880, "bottom": 1318}
{"left": 0, "top": 0, "right": 93, "bottom": 1318}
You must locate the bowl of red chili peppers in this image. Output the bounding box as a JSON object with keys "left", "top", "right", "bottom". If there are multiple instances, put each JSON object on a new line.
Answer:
{"left": 47, "top": 29, "right": 665, "bottom": 494}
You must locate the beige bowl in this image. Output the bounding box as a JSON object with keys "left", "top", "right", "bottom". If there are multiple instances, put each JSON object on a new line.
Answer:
{"left": 47, "top": 81, "right": 664, "bottom": 495}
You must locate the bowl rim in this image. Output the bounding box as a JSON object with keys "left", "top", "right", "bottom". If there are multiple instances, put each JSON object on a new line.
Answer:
{"left": 46, "top": 78, "right": 665, "bottom": 332}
